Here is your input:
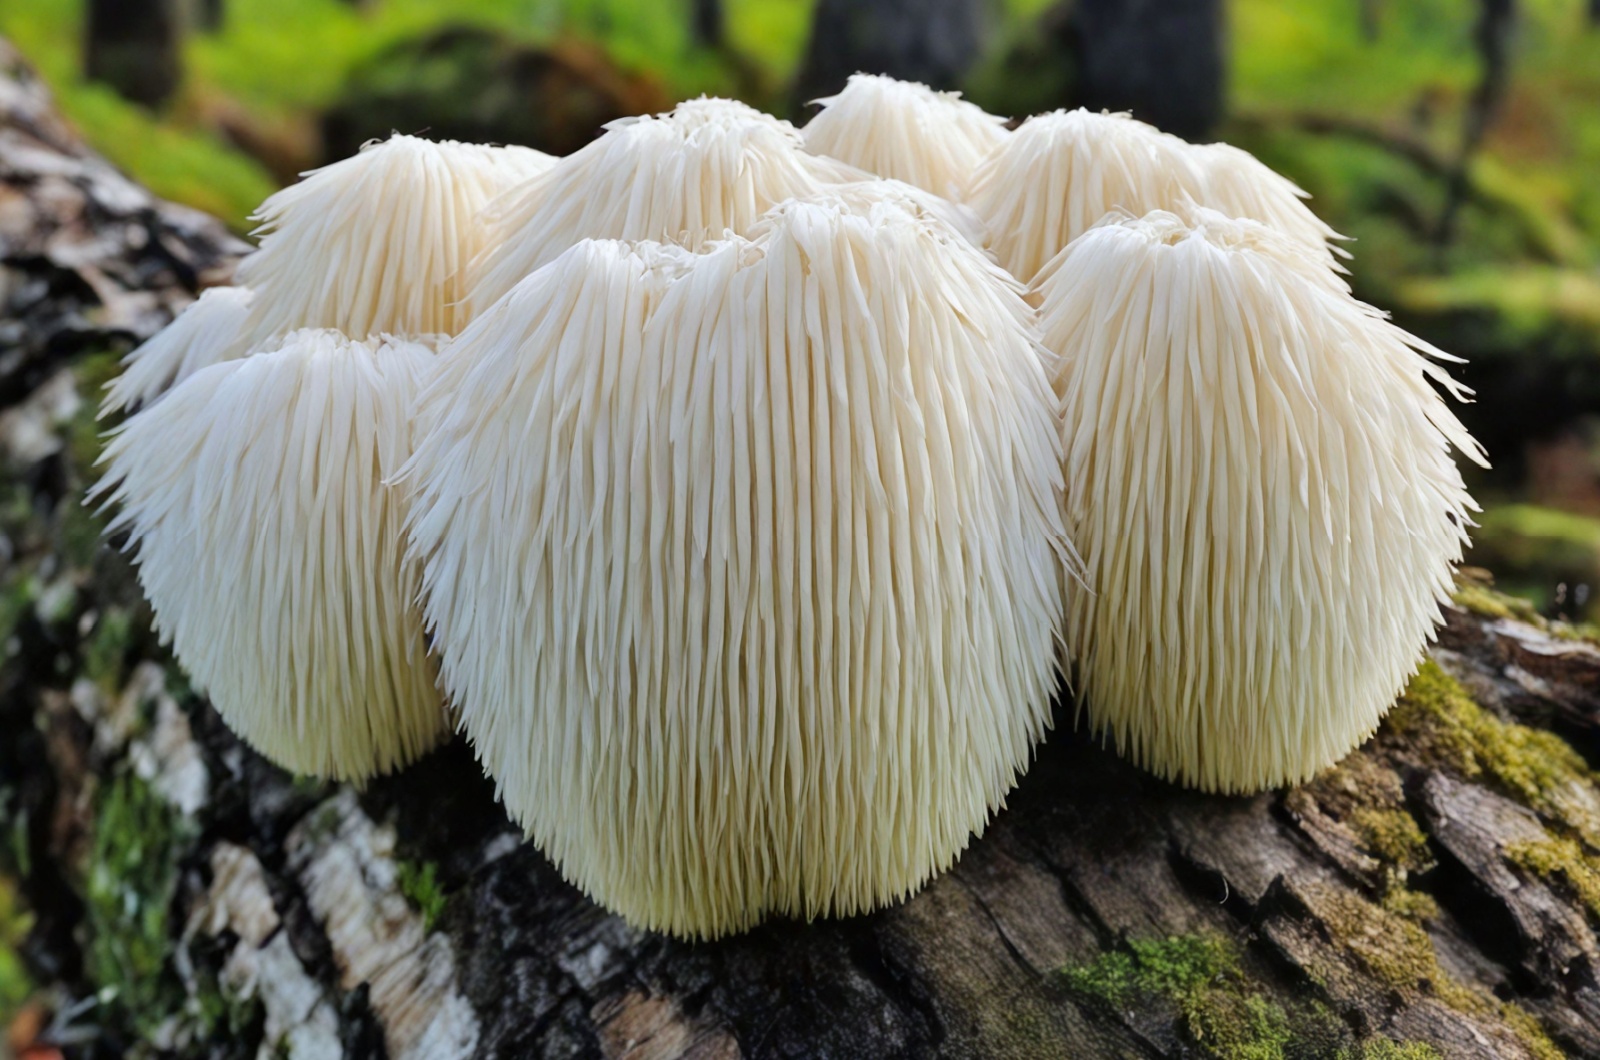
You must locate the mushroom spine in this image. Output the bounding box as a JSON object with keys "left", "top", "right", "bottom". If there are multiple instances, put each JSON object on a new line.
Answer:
{"left": 405, "top": 190, "right": 1072, "bottom": 938}
{"left": 968, "top": 108, "right": 1343, "bottom": 283}
{"left": 96, "top": 329, "right": 446, "bottom": 781}
{"left": 802, "top": 73, "right": 1009, "bottom": 201}
{"left": 1037, "top": 209, "right": 1484, "bottom": 793}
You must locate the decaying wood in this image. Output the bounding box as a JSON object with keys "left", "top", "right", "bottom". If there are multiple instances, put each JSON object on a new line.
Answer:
{"left": 4, "top": 38, "right": 1600, "bottom": 1060}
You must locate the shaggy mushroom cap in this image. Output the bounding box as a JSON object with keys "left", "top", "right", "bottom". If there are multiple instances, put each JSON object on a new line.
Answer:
{"left": 802, "top": 73, "right": 1009, "bottom": 200}
{"left": 405, "top": 191, "right": 1071, "bottom": 938}
{"left": 100, "top": 286, "right": 255, "bottom": 417}
{"left": 238, "top": 135, "right": 555, "bottom": 343}
{"left": 102, "top": 140, "right": 546, "bottom": 415}
{"left": 1037, "top": 209, "right": 1485, "bottom": 793}
{"left": 967, "top": 109, "right": 1342, "bottom": 283}
{"left": 95, "top": 329, "right": 446, "bottom": 781}
{"left": 465, "top": 96, "right": 862, "bottom": 313}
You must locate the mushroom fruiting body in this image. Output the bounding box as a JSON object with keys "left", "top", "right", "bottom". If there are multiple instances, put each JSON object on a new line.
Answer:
{"left": 802, "top": 73, "right": 1008, "bottom": 200}
{"left": 96, "top": 329, "right": 445, "bottom": 781}
{"left": 100, "top": 286, "right": 255, "bottom": 417}
{"left": 238, "top": 136, "right": 555, "bottom": 343}
{"left": 967, "top": 109, "right": 1341, "bottom": 283}
{"left": 1038, "top": 209, "right": 1484, "bottom": 793}
{"left": 466, "top": 97, "right": 862, "bottom": 314}
{"left": 101, "top": 138, "right": 552, "bottom": 416}
{"left": 405, "top": 190, "right": 1071, "bottom": 937}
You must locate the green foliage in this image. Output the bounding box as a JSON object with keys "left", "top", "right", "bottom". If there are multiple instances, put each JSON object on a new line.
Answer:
{"left": 0, "top": 874, "right": 34, "bottom": 1028}
{"left": 84, "top": 772, "right": 195, "bottom": 1037}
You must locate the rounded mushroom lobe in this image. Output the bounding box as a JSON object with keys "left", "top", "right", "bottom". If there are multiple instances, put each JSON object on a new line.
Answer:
{"left": 465, "top": 96, "right": 862, "bottom": 315}
{"left": 406, "top": 193, "right": 1072, "bottom": 938}
{"left": 1037, "top": 209, "right": 1486, "bottom": 794}
{"left": 100, "top": 285, "right": 255, "bottom": 418}
{"left": 94, "top": 328, "right": 447, "bottom": 782}
{"left": 802, "top": 73, "right": 1009, "bottom": 200}
{"left": 967, "top": 108, "right": 1342, "bottom": 284}
{"left": 238, "top": 135, "right": 554, "bottom": 344}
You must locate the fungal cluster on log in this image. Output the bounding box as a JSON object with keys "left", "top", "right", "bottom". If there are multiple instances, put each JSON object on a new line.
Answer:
{"left": 92, "top": 73, "right": 1485, "bottom": 940}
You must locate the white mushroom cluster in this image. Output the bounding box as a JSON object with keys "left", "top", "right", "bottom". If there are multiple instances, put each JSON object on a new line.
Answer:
{"left": 96, "top": 76, "right": 1484, "bottom": 939}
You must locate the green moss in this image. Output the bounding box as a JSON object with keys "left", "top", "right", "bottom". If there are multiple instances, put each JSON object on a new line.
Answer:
{"left": 1310, "top": 885, "right": 1564, "bottom": 1060}
{"left": 396, "top": 858, "right": 447, "bottom": 933}
{"left": 82, "top": 607, "right": 135, "bottom": 696}
{"left": 1345, "top": 1043, "right": 1443, "bottom": 1060}
{"left": 0, "top": 875, "right": 34, "bottom": 1027}
{"left": 1187, "top": 992, "right": 1294, "bottom": 1060}
{"left": 1348, "top": 808, "right": 1432, "bottom": 871}
{"left": 1379, "top": 886, "right": 1441, "bottom": 924}
{"left": 1062, "top": 933, "right": 1235, "bottom": 1008}
{"left": 1061, "top": 934, "right": 1341, "bottom": 1059}
{"left": 1451, "top": 583, "right": 1543, "bottom": 625}
{"left": 1390, "top": 661, "right": 1599, "bottom": 845}
{"left": 191, "top": 964, "right": 265, "bottom": 1043}
{"left": 84, "top": 772, "right": 194, "bottom": 1037}
{"left": 1505, "top": 836, "right": 1600, "bottom": 919}
{"left": 0, "top": 572, "right": 37, "bottom": 651}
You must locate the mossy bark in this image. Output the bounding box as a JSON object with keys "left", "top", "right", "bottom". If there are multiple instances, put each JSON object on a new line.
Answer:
{"left": 5, "top": 36, "right": 1600, "bottom": 1060}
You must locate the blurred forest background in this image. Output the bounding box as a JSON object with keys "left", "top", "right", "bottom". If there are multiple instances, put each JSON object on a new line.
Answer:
{"left": 2, "top": 0, "right": 1599, "bottom": 628}
{"left": 0, "top": 0, "right": 1595, "bottom": 562}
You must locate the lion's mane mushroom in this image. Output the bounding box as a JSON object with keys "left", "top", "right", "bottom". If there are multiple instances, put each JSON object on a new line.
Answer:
{"left": 101, "top": 138, "right": 552, "bottom": 415}
{"left": 465, "top": 97, "right": 862, "bottom": 313}
{"left": 1037, "top": 208, "right": 1485, "bottom": 794}
{"left": 100, "top": 286, "right": 254, "bottom": 417}
{"left": 240, "top": 136, "right": 554, "bottom": 342}
{"left": 802, "top": 73, "right": 1009, "bottom": 200}
{"left": 404, "top": 187, "right": 1072, "bottom": 938}
{"left": 968, "top": 109, "right": 1342, "bottom": 283}
{"left": 95, "top": 329, "right": 445, "bottom": 781}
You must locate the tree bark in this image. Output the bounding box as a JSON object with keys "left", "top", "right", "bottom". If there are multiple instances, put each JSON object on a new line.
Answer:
{"left": 5, "top": 37, "right": 1600, "bottom": 1060}
{"left": 1066, "top": 0, "right": 1226, "bottom": 141}
{"left": 83, "top": 0, "right": 185, "bottom": 108}
{"left": 794, "top": 0, "right": 987, "bottom": 109}
{"left": 690, "top": 0, "right": 725, "bottom": 50}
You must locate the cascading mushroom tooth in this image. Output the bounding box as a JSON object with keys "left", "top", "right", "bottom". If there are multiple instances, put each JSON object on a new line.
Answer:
{"left": 1036, "top": 207, "right": 1484, "bottom": 795}
{"left": 405, "top": 187, "right": 1073, "bottom": 938}
{"left": 465, "top": 96, "right": 864, "bottom": 316}
{"left": 968, "top": 108, "right": 1344, "bottom": 284}
{"left": 93, "top": 328, "right": 448, "bottom": 782}
{"left": 99, "top": 285, "right": 254, "bottom": 418}
{"left": 802, "top": 73, "right": 1010, "bottom": 201}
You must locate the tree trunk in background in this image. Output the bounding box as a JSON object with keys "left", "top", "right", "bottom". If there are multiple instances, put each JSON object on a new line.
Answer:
{"left": 7, "top": 38, "right": 1600, "bottom": 1060}
{"left": 794, "top": 0, "right": 987, "bottom": 110}
{"left": 83, "top": 0, "right": 184, "bottom": 108}
{"left": 193, "top": 0, "right": 226, "bottom": 34}
{"left": 1067, "top": 0, "right": 1225, "bottom": 141}
{"left": 691, "top": 0, "right": 725, "bottom": 49}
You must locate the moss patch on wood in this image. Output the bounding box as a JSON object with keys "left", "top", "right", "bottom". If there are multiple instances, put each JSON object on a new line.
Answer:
{"left": 1348, "top": 807, "right": 1432, "bottom": 872}
{"left": 84, "top": 771, "right": 195, "bottom": 1038}
{"left": 1308, "top": 884, "right": 1564, "bottom": 1060}
{"left": 1389, "top": 660, "right": 1599, "bottom": 845}
{"left": 1505, "top": 835, "right": 1600, "bottom": 919}
{"left": 397, "top": 857, "right": 447, "bottom": 933}
{"left": 1061, "top": 934, "right": 1343, "bottom": 1059}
